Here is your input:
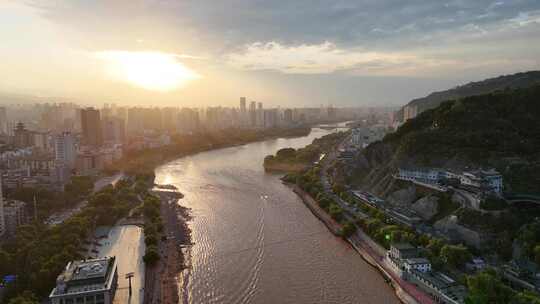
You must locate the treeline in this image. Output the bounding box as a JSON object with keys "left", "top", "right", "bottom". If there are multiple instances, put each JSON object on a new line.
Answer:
{"left": 141, "top": 194, "right": 163, "bottom": 265}
{"left": 0, "top": 175, "right": 148, "bottom": 302}
{"left": 108, "top": 126, "right": 311, "bottom": 175}
{"left": 5, "top": 176, "right": 94, "bottom": 220}
{"left": 283, "top": 166, "right": 356, "bottom": 238}
{"left": 264, "top": 131, "right": 348, "bottom": 171}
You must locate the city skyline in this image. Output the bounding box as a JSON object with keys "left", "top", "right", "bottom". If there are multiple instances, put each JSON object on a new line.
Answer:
{"left": 1, "top": 1, "right": 539, "bottom": 107}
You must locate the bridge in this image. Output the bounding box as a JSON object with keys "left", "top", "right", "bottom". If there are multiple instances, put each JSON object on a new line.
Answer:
{"left": 506, "top": 194, "right": 540, "bottom": 206}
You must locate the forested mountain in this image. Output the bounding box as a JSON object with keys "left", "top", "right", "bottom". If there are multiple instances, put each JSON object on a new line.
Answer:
{"left": 396, "top": 71, "right": 540, "bottom": 122}
{"left": 358, "top": 85, "right": 540, "bottom": 195}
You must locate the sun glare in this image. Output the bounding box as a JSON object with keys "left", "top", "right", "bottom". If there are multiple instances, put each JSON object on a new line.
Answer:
{"left": 97, "top": 51, "right": 200, "bottom": 91}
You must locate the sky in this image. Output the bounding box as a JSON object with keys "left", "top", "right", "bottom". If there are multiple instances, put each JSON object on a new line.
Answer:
{"left": 1, "top": 0, "right": 539, "bottom": 107}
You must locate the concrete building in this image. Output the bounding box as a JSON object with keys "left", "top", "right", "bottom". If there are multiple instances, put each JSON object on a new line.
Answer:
{"left": 386, "top": 243, "right": 466, "bottom": 304}
{"left": 55, "top": 132, "right": 77, "bottom": 169}
{"left": 249, "top": 101, "right": 257, "bottom": 127}
{"left": 0, "top": 178, "right": 5, "bottom": 238}
{"left": 49, "top": 257, "right": 118, "bottom": 304}
{"left": 3, "top": 200, "right": 26, "bottom": 236}
{"left": 395, "top": 167, "right": 503, "bottom": 195}
{"left": 13, "top": 122, "right": 33, "bottom": 148}
{"left": 81, "top": 108, "right": 103, "bottom": 147}
{"left": 0, "top": 106, "right": 7, "bottom": 134}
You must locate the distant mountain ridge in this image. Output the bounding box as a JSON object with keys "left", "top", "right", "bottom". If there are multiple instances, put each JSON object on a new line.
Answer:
{"left": 397, "top": 71, "right": 540, "bottom": 122}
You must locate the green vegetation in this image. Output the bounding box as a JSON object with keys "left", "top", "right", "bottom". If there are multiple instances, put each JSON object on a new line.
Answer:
{"left": 339, "top": 221, "right": 357, "bottom": 238}
{"left": 400, "top": 71, "right": 540, "bottom": 117}
{"left": 517, "top": 222, "right": 540, "bottom": 264}
{"left": 440, "top": 244, "right": 472, "bottom": 268}
{"left": 430, "top": 192, "right": 460, "bottom": 224}
{"left": 264, "top": 131, "right": 347, "bottom": 172}
{"left": 465, "top": 269, "right": 540, "bottom": 304}
{"left": 142, "top": 194, "right": 163, "bottom": 265}
{"left": 110, "top": 126, "right": 311, "bottom": 175}
{"left": 5, "top": 176, "right": 94, "bottom": 220}
{"left": 479, "top": 196, "right": 509, "bottom": 211}
{"left": 0, "top": 175, "right": 146, "bottom": 301}
{"left": 381, "top": 85, "right": 540, "bottom": 194}
{"left": 7, "top": 291, "right": 38, "bottom": 304}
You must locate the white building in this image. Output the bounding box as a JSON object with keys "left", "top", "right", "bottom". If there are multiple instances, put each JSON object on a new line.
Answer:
{"left": 395, "top": 167, "right": 445, "bottom": 184}
{"left": 55, "top": 132, "right": 76, "bottom": 169}
{"left": 396, "top": 167, "right": 503, "bottom": 195}
{"left": 50, "top": 257, "right": 118, "bottom": 304}
{"left": 404, "top": 258, "right": 432, "bottom": 273}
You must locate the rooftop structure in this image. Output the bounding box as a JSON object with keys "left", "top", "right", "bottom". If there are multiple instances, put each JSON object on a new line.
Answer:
{"left": 49, "top": 257, "right": 118, "bottom": 304}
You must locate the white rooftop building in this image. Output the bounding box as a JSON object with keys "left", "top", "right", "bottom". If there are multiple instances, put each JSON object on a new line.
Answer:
{"left": 49, "top": 257, "right": 118, "bottom": 304}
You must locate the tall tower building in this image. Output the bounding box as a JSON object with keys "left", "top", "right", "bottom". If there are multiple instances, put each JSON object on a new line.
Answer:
{"left": 80, "top": 108, "right": 103, "bottom": 146}
{"left": 249, "top": 101, "right": 257, "bottom": 127}
{"left": 13, "top": 122, "right": 33, "bottom": 148}
{"left": 55, "top": 132, "right": 76, "bottom": 169}
{"left": 0, "top": 107, "right": 7, "bottom": 134}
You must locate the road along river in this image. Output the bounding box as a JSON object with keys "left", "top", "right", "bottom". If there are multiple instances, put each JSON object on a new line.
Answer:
{"left": 155, "top": 127, "right": 399, "bottom": 304}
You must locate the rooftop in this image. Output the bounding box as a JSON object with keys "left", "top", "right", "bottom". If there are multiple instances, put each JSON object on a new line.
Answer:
{"left": 405, "top": 258, "right": 431, "bottom": 265}
{"left": 391, "top": 243, "right": 416, "bottom": 251}
{"left": 51, "top": 257, "right": 117, "bottom": 297}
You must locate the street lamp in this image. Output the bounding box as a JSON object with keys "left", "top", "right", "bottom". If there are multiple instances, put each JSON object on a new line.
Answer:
{"left": 125, "top": 272, "right": 135, "bottom": 296}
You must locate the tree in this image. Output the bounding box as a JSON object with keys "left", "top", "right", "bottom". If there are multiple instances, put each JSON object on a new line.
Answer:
{"left": 466, "top": 270, "right": 515, "bottom": 304}
{"left": 276, "top": 148, "right": 296, "bottom": 159}
{"left": 340, "top": 222, "right": 357, "bottom": 238}
{"left": 143, "top": 245, "right": 160, "bottom": 265}
{"left": 328, "top": 204, "right": 343, "bottom": 222}
{"left": 511, "top": 291, "right": 540, "bottom": 304}
{"left": 534, "top": 244, "right": 540, "bottom": 266}
{"left": 441, "top": 244, "right": 471, "bottom": 268}
{"left": 8, "top": 291, "right": 38, "bottom": 304}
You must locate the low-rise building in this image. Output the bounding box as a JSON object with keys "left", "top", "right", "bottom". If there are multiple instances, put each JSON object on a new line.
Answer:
{"left": 386, "top": 243, "right": 467, "bottom": 304}
{"left": 49, "top": 257, "right": 118, "bottom": 304}
{"left": 395, "top": 167, "right": 503, "bottom": 196}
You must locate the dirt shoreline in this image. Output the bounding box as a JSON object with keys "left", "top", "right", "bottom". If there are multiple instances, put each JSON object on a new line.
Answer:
{"left": 144, "top": 189, "right": 192, "bottom": 304}
{"left": 289, "top": 182, "right": 421, "bottom": 304}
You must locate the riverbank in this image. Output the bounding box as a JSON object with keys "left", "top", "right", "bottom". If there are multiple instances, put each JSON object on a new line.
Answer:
{"left": 109, "top": 126, "right": 312, "bottom": 175}
{"left": 289, "top": 184, "right": 343, "bottom": 235}
{"left": 289, "top": 182, "right": 423, "bottom": 304}
{"left": 144, "top": 188, "right": 192, "bottom": 304}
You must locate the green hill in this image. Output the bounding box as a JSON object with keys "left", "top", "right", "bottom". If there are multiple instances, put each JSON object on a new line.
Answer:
{"left": 396, "top": 71, "right": 540, "bottom": 122}
{"left": 359, "top": 85, "right": 540, "bottom": 195}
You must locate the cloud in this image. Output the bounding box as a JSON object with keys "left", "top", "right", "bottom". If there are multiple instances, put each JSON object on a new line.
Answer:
{"left": 225, "top": 41, "right": 458, "bottom": 75}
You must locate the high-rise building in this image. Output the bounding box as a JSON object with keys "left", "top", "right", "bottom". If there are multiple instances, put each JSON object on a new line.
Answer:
{"left": 240, "top": 97, "right": 247, "bottom": 127}
{"left": 80, "top": 108, "right": 103, "bottom": 146}
{"left": 103, "top": 117, "right": 126, "bottom": 143}
{"left": 0, "top": 107, "right": 7, "bottom": 134}
{"left": 240, "top": 97, "right": 246, "bottom": 113}
{"left": 13, "top": 122, "right": 33, "bottom": 148}
{"left": 263, "top": 109, "right": 278, "bottom": 128}
{"left": 249, "top": 101, "right": 257, "bottom": 127}
{"left": 55, "top": 132, "right": 76, "bottom": 169}
{"left": 256, "top": 102, "right": 264, "bottom": 127}
{"left": 284, "top": 109, "right": 293, "bottom": 124}
{"left": 0, "top": 177, "right": 5, "bottom": 238}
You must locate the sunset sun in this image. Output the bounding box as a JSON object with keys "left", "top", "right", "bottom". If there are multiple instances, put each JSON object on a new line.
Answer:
{"left": 97, "top": 51, "right": 200, "bottom": 91}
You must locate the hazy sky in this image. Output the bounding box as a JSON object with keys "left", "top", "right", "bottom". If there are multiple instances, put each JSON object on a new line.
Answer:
{"left": 1, "top": 0, "right": 539, "bottom": 107}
